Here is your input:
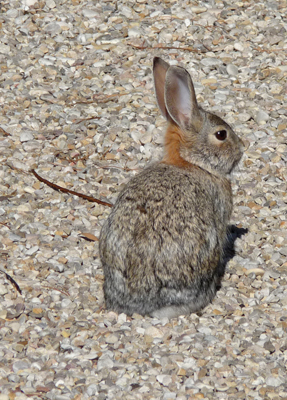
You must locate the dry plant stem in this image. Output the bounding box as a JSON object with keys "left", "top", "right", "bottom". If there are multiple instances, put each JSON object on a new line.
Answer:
{"left": 0, "top": 222, "right": 11, "bottom": 229}
{"left": 127, "top": 42, "right": 286, "bottom": 55}
{"left": 73, "top": 116, "right": 101, "bottom": 124}
{"left": 0, "top": 127, "right": 11, "bottom": 136}
{"left": 42, "top": 285, "right": 71, "bottom": 297}
{"left": 128, "top": 43, "right": 202, "bottom": 53}
{"left": 0, "top": 268, "right": 22, "bottom": 295}
{"left": 68, "top": 92, "right": 131, "bottom": 105}
{"left": 93, "top": 161, "right": 139, "bottom": 172}
{"left": 31, "top": 169, "right": 113, "bottom": 208}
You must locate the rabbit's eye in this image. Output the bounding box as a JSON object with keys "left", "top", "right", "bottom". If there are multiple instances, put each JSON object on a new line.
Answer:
{"left": 215, "top": 130, "right": 227, "bottom": 141}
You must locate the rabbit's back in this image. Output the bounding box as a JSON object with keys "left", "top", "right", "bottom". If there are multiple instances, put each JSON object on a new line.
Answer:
{"left": 100, "top": 163, "right": 232, "bottom": 316}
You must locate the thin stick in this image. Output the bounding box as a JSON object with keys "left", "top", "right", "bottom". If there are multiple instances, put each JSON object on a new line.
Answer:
{"left": 67, "top": 92, "right": 131, "bottom": 105}
{"left": 0, "top": 222, "right": 11, "bottom": 229}
{"left": 127, "top": 43, "right": 202, "bottom": 53}
{"left": 31, "top": 169, "right": 113, "bottom": 208}
{"left": 0, "top": 127, "right": 11, "bottom": 136}
{"left": 42, "top": 285, "right": 70, "bottom": 297}
{"left": 0, "top": 269, "right": 22, "bottom": 295}
{"left": 73, "top": 116, "right": 101, "bottom": 124}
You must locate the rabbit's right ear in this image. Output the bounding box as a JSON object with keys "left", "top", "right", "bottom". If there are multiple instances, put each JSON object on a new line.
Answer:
{"left": 153, "top": 57, "right": 170, "bottom": 120}
{"left": 165, "top": 66, "right": 203, "bottom": 132}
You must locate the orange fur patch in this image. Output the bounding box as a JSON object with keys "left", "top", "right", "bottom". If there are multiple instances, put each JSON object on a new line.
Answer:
{"left": 161, "top": 124, "right": 192, "bottom": 169}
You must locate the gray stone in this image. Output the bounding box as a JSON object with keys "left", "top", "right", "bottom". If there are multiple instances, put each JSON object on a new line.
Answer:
{"left": 264, "top": 340, "right": 276, "bottom": 353}
{"left": 86, "top": 384, "right": 98, "bottom": 396}
{"left": 46, "top": 0, "right": 56, "bottom": 8}
{"left": 234, "top": 42, "right": 244, "bottom": 51}
{"left": 20, "top": 131, "right": 34, "bottom": 142}
{"left": 265, "top": 376, "right": 284, "bottom": 387}
{"left": 201, "top": 58, "right": 223, "bottom": 67}
{"left": 97, "top": 356, "right": 114, "bottom": 370}
{"left": 44, "top": 23, "right": 62, "bottom": 36}
{"left": 82, "top": 9, "right": 98, "bottom": 18}
{"left": 226, "top": 64, "right": 239, "bottom": 76}
{"left": 12, "top": 361, "right": 31, "bottom": 373}
{"left": 128, "top": 28, "right": 141, "bottom": 38}
{"left": 279, "top": 247, "right": 287, "bottom": 256}
{"left": 255, "top": 110, "right": 269, "bottom": 124}
{"left": 156, "top": 374, "right": 172, "bottom": 386}
{"left": 26, "top": 246, "right": 39, "bottom": 255}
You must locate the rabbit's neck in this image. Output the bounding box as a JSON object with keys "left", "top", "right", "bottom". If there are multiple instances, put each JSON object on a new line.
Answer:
{"left": 162, "top": 123, "right": 192, "bottom": 169}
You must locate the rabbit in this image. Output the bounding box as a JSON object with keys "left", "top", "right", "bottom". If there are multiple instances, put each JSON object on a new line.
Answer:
{"left": 99, "top": 57, "right": 244, "bottom": 319}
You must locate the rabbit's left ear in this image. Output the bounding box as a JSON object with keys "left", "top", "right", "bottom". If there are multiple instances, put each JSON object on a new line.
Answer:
{"left": 153, "top": 57, "right": 170, "bottom": 120}
{"left": 164, "top": 66, "right": 203, "bottom": 131}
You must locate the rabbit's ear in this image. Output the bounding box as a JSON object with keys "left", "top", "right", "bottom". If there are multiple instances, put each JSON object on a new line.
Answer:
{"left": 165, "top": 66, "right": 203, "bottom": 131}
{"left": 153, "top": 57, "right": 170, "bottom": 120}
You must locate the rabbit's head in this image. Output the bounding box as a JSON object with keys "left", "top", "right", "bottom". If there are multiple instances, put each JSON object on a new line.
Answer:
{"left": 153, "top": 57, "right": 244, "bottom": 175}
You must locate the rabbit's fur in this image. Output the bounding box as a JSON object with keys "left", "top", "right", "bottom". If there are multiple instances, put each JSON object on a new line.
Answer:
{"left": 99, "top": 57, "right": 244, "bottom": 318}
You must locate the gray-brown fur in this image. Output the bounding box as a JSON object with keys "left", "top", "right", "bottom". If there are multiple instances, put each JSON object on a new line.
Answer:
{"left": 99, "top": 57, "right": 244, "bottom": 318}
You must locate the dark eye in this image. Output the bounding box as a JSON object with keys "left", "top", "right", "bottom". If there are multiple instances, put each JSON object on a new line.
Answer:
{"left": 215, "top": 130, "right": 227, "bottom": 141}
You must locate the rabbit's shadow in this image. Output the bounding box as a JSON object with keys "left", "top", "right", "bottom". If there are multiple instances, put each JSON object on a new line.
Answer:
{"left": 217, "top": 225, "right": 248, "bottom": 283}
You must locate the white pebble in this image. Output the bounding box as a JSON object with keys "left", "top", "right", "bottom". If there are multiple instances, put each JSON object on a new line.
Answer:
{"left": 82, "top": 9, "right": 98, "bottom": 18}
{"left": 226, "top": 64, "right": 239, "bottom": 76}
{"left": 156, "top": 374, "right": 172, "bottom": 386}
{"left": 255, "top": 110, "right": 269, "bottom": 124}
{"left": 145, "top": 326, "right": 163, "bottom": 338}
{"left": 26, "top": 246, "right": 39, "bottom": 256}
{"left": 234, "top": 42, "right": 244, "bottom": 52}
{"left": 46, "top": 0, "right": 56, "bottom": 8}
{"left": 20, "top": 131, "right": 33, "bottom": 142}
{"left": 22, "top": 0, "right": 38, "bottom": 6}
{"left": 128, "top": 28, "right": 141, "bottom": 38}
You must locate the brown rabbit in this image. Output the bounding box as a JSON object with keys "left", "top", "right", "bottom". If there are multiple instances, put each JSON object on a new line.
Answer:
{"left": 99, "top": 57, "right": 244, "bottom": 318}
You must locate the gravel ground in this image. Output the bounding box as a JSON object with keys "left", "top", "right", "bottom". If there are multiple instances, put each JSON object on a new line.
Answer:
{"left": 0, "top": 0, "right": 287, "bottom": 399}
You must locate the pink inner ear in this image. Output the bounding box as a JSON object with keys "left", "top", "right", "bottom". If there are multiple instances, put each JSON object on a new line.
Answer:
{"left": 176, "top": 78, "right": 192, "bottom": 119}
{"left": 165, "top": 72, "right": 192, "bottom": 128}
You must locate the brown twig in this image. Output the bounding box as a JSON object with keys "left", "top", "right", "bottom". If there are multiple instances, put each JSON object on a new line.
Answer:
{"left": 0, "top": 268, "right": 22, "bottom": 295}
{"left": 102, "top": 145, "right": 113, "bottom": 158}
{"left": 31, "top": 169, "right": 113, "bottom": 208}
{"left": 93, "top": 161, "right": 139, "bottom": 172}
{"left": 127, "top": 43, "right": 202, "bottom": 53}
{"left": 42, "top": 285, "right": 70, "bottom": 297}
{"left": 0, "top": 191, "right": 17, "bottom": 201}
{"left": 0, "top": 222, "right": 11, "bottom": 229}
{"left": 93, "top": 93, "right": 128, "bottom": 103}
{"left": 253, "top": 46, "right": 286, "bottom": 54}
{"left": 54, "top": 150, "right": 90, "bottom": 165}
{"left": 67, "top": 92, "right": 130, "bottom": 106}
{"left": 73, "top": 116, "right": 101, "bottom": 124}
{"left": 0, "top": 127, "right": 11, "bottom": 136}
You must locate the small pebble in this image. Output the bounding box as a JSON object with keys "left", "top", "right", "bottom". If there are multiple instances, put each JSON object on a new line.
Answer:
{"left": 255, "top": 110, "right": 269, "bottom": 124}
{"left": 226, "top": 64, "right": 239, "bottom": 76}
{"left": 13, "top": 361, "right": 31, "bottom": 373}
{"left": 234, "top": 42, "right": 244, "bottom": 51}
{"left": 145, "top": 326, "right": 163, "bottom": 338}
{"left": 46, "top": 0, "right": 56, "bottom": 8}
{"left": 156, "top": 374, "right": 172, "bottom": 386}
{"left": 20, "top": 131, "right": 34, "bottom": 142}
